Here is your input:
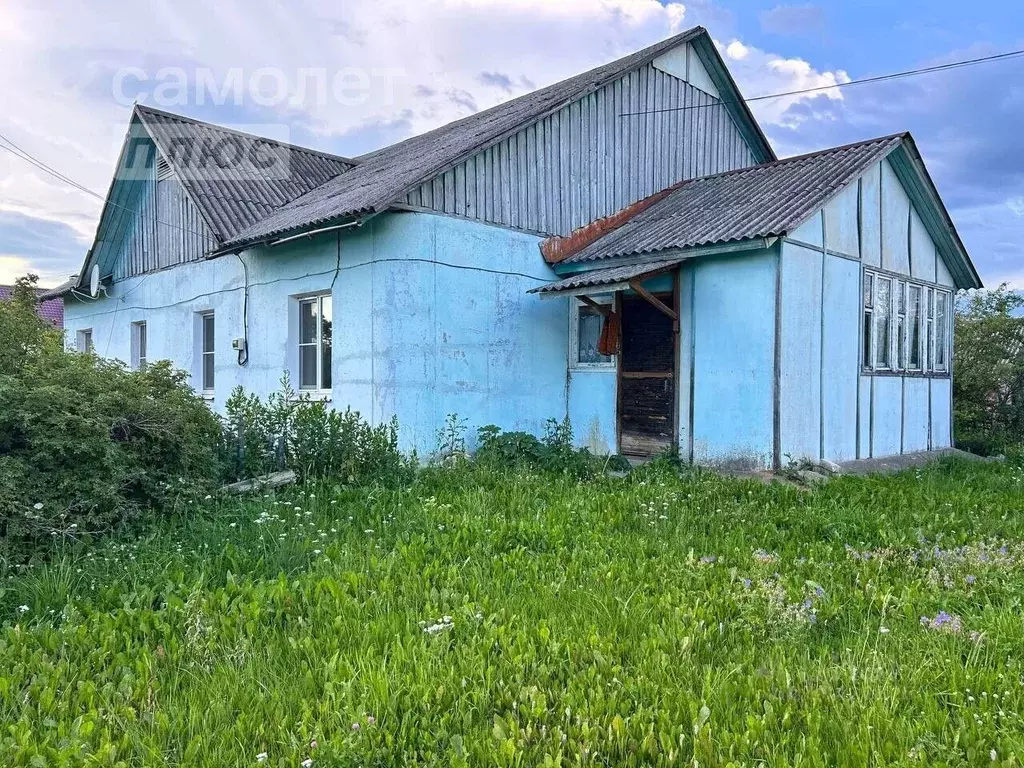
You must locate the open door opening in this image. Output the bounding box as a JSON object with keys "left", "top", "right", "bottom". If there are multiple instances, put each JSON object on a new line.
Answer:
{"left": 617, "top": 280, "right": 679, "bottom": 457}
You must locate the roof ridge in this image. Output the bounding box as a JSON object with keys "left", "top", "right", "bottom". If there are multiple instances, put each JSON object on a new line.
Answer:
{"left": 133, "top": 103, "right": 357, "bottom": 166}
{"left": 680, "top": 131, "right": 908, "bottom": 185}
{"left": 353, "top": 26, "right": 708, "bottom": 163}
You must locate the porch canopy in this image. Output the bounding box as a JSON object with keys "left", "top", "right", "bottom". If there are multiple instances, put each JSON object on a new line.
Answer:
{"left": 527, "top": 257, "right": 685, "bottom": 299}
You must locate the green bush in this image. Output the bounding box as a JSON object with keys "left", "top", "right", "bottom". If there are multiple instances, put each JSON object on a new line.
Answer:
{"left": 0, "top": 278, "right": 224, "bottom": 557}
{"left": 224, "top": 379, "right": 416, "bottom": 487}
{"left": 475, "top": 417, "right": 629, "bottom": 477}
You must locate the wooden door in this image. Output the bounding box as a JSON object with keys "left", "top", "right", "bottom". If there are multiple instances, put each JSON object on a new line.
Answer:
{"left": 617, "top": 292, "right": 678, "bottom": 456}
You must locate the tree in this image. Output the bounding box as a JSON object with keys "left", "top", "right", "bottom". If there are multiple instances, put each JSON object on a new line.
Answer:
{"left": 0, "top": 274, "right": 61, "bottom": 375}
{"left": 953, "top": 284, "right": 1024, "bottom": 455}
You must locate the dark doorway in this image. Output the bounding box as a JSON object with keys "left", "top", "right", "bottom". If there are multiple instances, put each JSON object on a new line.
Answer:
{"left": 617, "top": 290, "right": 678, "bottom": 456}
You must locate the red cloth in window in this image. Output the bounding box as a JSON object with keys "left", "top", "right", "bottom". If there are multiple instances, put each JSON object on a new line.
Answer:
{"left": 597, "top": 310, "right": 621, "bottom": 357}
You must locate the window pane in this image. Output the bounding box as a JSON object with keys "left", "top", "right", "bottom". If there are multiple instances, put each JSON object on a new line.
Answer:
{"left": 299, "top": 300, "right": 317, "bottom": 344}
{"left": 203, "top": 353, "right": 215, "bottom": 390}
{"left": 863, "top": 310, "right": 873, "bottom": 370}
{"left": 897, "top": 282, "right": 906, "bottom": 314}
{"left": 936, "top": 292, "right": 948, "bottom": 369}
{"left": 875, "top": 279, "right": 891, "bottom": 368}
{"left": 896, "top": 316, "right": 906, "bottom": 370}
{"left": 926, "top": 319, "right": 934, "bottom": 371}
{"left": 299, "top": 346, "right": 318, "bottom": 388}
{"left": 908, "top": 286, "right": 922, "bottom": 369}
{"left": 863, "top": 273, "right": 874, "bottom": 308}
{"left": 203, "top": 314, "right": 215, "bottom": 353}
{"left": 321, "top": 341, "right": 332, "bottom": 389}
{"left": 139, "top": 323, "right": 147, "bottom": 359}
{"left": 578, "top": 307, "right": 610, "bottom": 364}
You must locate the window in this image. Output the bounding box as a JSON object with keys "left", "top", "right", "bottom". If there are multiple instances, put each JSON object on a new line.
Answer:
{"left": 926, "top": 288, "right": 935, "bottom": 372}
{"left": 935, "top": 291, "right": 949, "bottom": 372}
{"left": 874, "top": 277, "right": 891, "bottom": 369}
{"left": 895, "top": 281, "right": 907, "bottom": 370}
{"left": 131, "top": 321, "right": 147, "bottom": 370}
{"left": 862, "top": 268, "right": 951, "bottom": 376}
{"left": 76, "top": 328, "right": 93, "bottom": 353}
{"left": 573, "top": 299, "right": 614, "bottom": 367}
{"left": 298, "top": 295, "right": 332, "bottom": 390}
{"left": 862, "top": 273, "right": 873, "bottom": 369}
{"left": 199, "top": 312, "right": 215, "bottom": 393}
{"left": 907, "top": 285, "right": 922, "bottom": 370}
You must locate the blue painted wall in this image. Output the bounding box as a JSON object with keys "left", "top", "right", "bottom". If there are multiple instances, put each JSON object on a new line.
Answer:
{"left": 65, "top": 211, "right": 566, "bottom": 455}
{"left": 689, "top": 249, "right": 776, "bottom": 469}
{"left": 780, "top": 156, "right": 960, "bottom": 463}
{"left": 779, "top": 241, "right": 823, "bottom": 461}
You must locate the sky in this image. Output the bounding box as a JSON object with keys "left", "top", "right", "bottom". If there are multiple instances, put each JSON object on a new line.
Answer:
{"left": 0, "top": 0, "right": 1022, "bottom": 288}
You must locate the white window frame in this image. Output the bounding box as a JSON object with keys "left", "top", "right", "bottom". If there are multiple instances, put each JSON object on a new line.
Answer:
{"left": 198, "top": 311, "right": 215, "bottom": 395}
{"left": 570, "top": 297, "right": 616, "bottom": 370}
{"left": 131, "top": 320, "right": 147, "bottom": 371}
{"left": 862, "top": 268, "right": 951, "bottom": 377}
{"left": 297, "top": 294, "right": 332, "bottom": 393}
{"left": 76, "top": 328, "right": 93, "bottom": 354}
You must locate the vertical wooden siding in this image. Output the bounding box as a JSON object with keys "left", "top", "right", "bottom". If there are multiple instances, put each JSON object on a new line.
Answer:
{"left": 113, "top": 161, "right": 216, "bottom": 281}
{"left": 404, "top": 64, "right": 757, "bottom": 236}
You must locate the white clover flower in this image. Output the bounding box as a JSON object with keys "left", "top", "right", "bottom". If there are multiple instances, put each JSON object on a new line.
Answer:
{"left": 256, "top": 753, "right": 268, "bottom": 763}
{"left": 301, "top": 759, "right": 313, "bottom": 768}
{"left": 17, "top": 605, "right": 29, "bottom": 614}
{"left": 204, "top": 495, "right": 212, "bottom": 500}
{"left": 32, "top": 502, "right": 44, "bottom": 510}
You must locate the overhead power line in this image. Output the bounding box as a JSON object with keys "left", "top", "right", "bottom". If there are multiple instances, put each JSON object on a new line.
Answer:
{"left": 619, "top": 47, "right": 1024, "bottom": 117}
{"left": 0, "top": 131, "right": 211, "bottom": 239}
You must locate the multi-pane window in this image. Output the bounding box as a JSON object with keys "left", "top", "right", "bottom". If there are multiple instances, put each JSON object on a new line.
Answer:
{"left": 76, "top": 328, "right": 93, "bottom": 353}
{"left": 131, "top": 321, "right": 147, "bottom": 370}
{"left": 200, "top": 312, "right": 215, "bottom": 393}
{"left": 573, "top": 301, "right": 613, "bottom": 366}
{"left": 298, "top": 295, "right": 332, "bottom": 390}
{"left": 862, "top": 269, "right": 950, "bottom": 375}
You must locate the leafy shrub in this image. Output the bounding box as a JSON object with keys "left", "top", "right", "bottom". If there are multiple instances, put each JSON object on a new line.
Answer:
{"left": 954, "top": 285, "right": 1024, "bottom": 455}
{"left": 0, "top": 278, "right": 224, "bottom": 557}
{"left": 224, "top": 379, "right": 416, "bottom": 487}
{"left": 475, "top": 417, "right": 629, "bottom": 477}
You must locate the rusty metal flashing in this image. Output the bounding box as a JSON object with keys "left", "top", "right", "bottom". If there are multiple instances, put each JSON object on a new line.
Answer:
{"left": 540, "top": 183, "right": 684, "bottom": 265}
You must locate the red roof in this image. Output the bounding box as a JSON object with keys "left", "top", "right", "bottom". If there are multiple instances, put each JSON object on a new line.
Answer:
{"left": 0, "top": 285, "right": 64, "bottom": 328}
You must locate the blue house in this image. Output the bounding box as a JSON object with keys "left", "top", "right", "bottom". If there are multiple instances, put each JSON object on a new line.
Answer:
{"left": 54, "top": 26, "right": 981, "bottom": 468}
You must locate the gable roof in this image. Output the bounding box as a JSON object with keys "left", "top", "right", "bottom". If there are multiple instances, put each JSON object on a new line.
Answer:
{"left": 546, "top": 133, "right": 981, "bottom": 289}
{"left": 216, "top": 26, "right": 775, "bottom": 251}
{"left": 133, "top": 105, "right": 355, "bottom": 241}
{"left": 59, "top": 106, "right": 357, "bottom": 296}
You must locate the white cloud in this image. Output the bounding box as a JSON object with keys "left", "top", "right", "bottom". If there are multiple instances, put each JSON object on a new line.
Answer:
{"left": 0, "top": 0, "right": 859, "bottom": 281}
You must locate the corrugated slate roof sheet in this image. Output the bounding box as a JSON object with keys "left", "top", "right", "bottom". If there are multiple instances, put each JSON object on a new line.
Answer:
{"left": 528, "top": 258, "right": 685, "bottom": 294}
{"left": 135, "top": 105, "right": 355, "bottom": 241}
{"left": 560, "top": 134, "right": 905, "bottom": 264}
{"left": 221, "top": 25, "right": 769, "bottom": 249}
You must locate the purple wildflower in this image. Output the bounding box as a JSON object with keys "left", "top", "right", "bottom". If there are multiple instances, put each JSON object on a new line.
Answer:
{"left": 966, "top": 575, "right": 977, "bottom": 585}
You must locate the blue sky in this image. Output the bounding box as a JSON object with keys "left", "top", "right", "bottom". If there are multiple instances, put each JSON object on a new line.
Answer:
{"left": 1, "top": 0, "right": 1021, "bottom": 287}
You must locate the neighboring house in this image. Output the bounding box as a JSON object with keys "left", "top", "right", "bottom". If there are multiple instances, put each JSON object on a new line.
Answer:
{"left": 51, "top": 26, "right": 981, "bottom": 468}
{"left": 0, "top": 284, "right": 64, "bottom": 328}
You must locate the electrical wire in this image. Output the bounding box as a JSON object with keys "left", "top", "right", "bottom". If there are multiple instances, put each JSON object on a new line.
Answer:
{"left": 619, "top": 47, "right": 1024, "bottom": 117}
{"left": 62, "top": 256, "right": 552, "bottom": 322}
{"left": 0, "top": 132, "right": 213, "bottom": 239}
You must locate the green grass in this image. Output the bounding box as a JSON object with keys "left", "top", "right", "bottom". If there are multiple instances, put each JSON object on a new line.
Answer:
{"left": 2, "top": 458, "right": 1024, "bottom": 766}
